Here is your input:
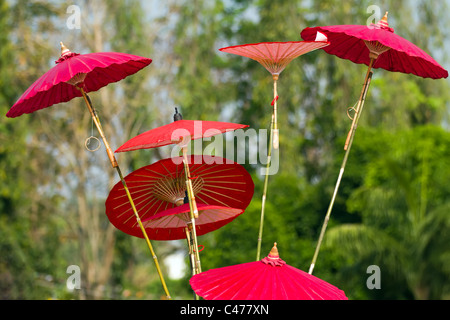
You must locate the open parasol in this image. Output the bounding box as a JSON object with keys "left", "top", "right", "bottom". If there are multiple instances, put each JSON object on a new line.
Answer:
{"left": 105, "top": 154, "right": 254, "bottom": 237}
{"left": 219, "top": 32, "right": 330, "bottom": 260}
{"left": 189, "top": 242, "right": 348, "bottom": 300}
{"left": 301, "top": 12, "right": 448, "bottom": 274}
{"left": 5, "top": 43, "right": 172, "bottom": 298}
{"left": 106, "top": 154, "right": 254, "bottom": 277}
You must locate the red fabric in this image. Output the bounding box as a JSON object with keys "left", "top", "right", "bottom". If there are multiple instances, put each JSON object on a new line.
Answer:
{"left": 115, "top": 120, "right": 249, "bottom": 152}
{"left": 219, "top": 40, "right": 329, "bottom": 75}
{"left": 300, "top": 25, "right": 448, "bottom": 79}
{"left": 261, "top": 256, "right": 286, "bottom": 267}
{"left": 7, "top": 51, "right": 152, "bottom": 118}
{"left": 190, "top": 252, "right": 348, "bottom": 300}
{"left": 105, "top": 155, "right": 254, "bottom": 239}
{"left": 140, "top": 203, "right": 244, "bottom": 240}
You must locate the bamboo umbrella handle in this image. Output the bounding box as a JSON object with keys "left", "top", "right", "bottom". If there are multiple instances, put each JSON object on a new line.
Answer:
{"left": 182, "top": 147, "right": 202, "bottom": 274}
{"left": 344, "top": 106, "right": 359, "bottom": 150}
{"left": 78, "top": 88, "right": 172, "bottom": 299}
{"left": 309, "top": 69, "right": 373, "bottom": 275}
{"left": 272, "top": 75, "right": 279, "bottom": 150}
{"left": 79, "top": 89, "right": 118, "bottom": 168}
{"left": 256, "top": 112, "right": 275, "bottom": 261}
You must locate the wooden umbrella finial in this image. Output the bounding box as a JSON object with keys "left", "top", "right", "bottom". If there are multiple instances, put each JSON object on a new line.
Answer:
{"left": 268, "top": 242, "right": 279, "bottom": 258}
{"left": 377, "top": 11, "right": 389, "bottom": 28}
{"left": 60, "top": 42, "right": 71, "bottom": 56}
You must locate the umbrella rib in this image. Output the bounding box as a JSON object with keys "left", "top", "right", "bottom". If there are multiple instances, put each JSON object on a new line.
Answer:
{"left": 188, "top": 162, "right": 212, "bottom": 176}
{"left": 143, "top": 167, "right": 174, "bottom": 178}
{"left": 202, "top": 184, "right": 246, "bottom": 192}
{"left": 195, "top": 193, "right": 230, "bottom": 208}
{"left": 204, "top": 189, "right": 245, "bottom": 203}
{"left": 112, "top": 186, "right": 155, "bottom": 206}
{"left": 118, "top": 193, "right": 159, "bottom": 220}
{"left": 198, "top": 190, "right": 239, "bottom": 206}
{"left": 156, "top": 177, "right": 182, "bottom": 200}
{"left": 278, "top": 42, "right": 296, "bottom": 62}
{"left": 193, "top": 166, "right": 236, "bottom": 176}
{"left": 129, "top": 198, "right": 167, "bottom": 227}
{"left": 202, "top": 180, "right": 246, "bottom": 185}
{"left": 202, "top": 174, "right": 245, "bottom": 180}
{"left": 160, "top": 162, "right": 178, "bottom": 179}
{"left": 202, "top": 209, "right": 236, "bottom": 222}
{"left": 146, "top": 212, "right": 185, "bottom": 229}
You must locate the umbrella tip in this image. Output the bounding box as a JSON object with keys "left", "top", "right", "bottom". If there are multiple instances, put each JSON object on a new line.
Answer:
{"left": 60, "top": 42, "right": 71, "bottom": 56}
{"left": 268, "top": 242, "right": 279, "bottom": 258}
{"left": 173, "top": 107, "right": 183, "bottom": 121}
{"left": 377, "top": 11, "right": 390, "bottom": 28}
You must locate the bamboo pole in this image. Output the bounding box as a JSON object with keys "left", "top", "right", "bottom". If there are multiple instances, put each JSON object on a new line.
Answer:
{"left": 272, "top": 75, "right": 279, "bottom": 150}
{"left": 182, "top": 146, "right": 202, "bottom": 275}
{"left": 185, "top": 224, "right": 200, "bottom": 300}
{"left": 308, "top": 65, "right": 374, "bottom": 275}
{"left": 79, "top": 88, "right": 171, "bottom": 299}
{"left": 256, "top": 74, "right": 278, "bottom": 261}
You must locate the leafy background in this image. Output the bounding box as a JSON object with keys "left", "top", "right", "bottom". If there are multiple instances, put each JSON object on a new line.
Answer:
{"left": 0, "top": 0, "right": 449, "bottom": 300}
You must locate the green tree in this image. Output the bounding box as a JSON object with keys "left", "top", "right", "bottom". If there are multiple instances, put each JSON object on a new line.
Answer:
{"left": 324, "top": 126, "right": 450, "bottom": 299}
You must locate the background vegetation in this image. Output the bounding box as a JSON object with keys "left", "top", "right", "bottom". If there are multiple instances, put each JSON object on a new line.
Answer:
{"left": 0, "top": 0, "right": 448, "bottom": 300}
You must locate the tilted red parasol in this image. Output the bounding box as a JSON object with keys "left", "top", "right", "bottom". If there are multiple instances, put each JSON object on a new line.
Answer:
{"left": 301, "top": 12, "right": 448, "bottom": 274}
{"left": 189, "top": 243, "right": 348, "bottom": 300}
{"left": 5, "top": 43, "right": 172, "bottom": 298}
{"left": 219, "top": 33, "right": 330, "bottom": 261}
{"left": 106, "top": 154, "right": 254, "bottom": 276}
{"left": 105, "top": 154, "right": 254, "bottom": 238}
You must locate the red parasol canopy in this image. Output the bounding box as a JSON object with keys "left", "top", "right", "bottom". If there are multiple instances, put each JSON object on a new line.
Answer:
{"left": 218, "top": 34, "right": 329, "bottom": 76}
{"left": 300, "top": 12, "right": 448, "bottom": 275}
{"left": 300, "top": 16, "right": 448, "bottom": 79}
{"left": 141, "top": 203, "right": 244, "bottom": 240}
{"left": 189, "top": 243, "right": 348, "bottom": 300}
{"left": 115, "top": 119, "right": 249, "bottom": 152}
{"left": 105, "top": 154, "right": 254, "bottom": 239}
{"left": 6, "top": 43, "right": 152, "bottom": 118}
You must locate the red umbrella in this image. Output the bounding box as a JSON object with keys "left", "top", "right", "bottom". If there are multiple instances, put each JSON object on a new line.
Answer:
{"left": 116, "top": 117, "right": 248, "bottom": 152}
{"left": 189, "top": 243, "right": 348, "bottom": 300}
{"left": 105, "top": 154, "right": 254, "bottom": 238}
{"left": 219, "top": 33, "right": 330, "bottom": 261}
{"left": 106, "top": 153, "right": 254, "bottom": 277}
{"left": 219, "top": 33, "right": 330, "bottom": 150}
{"left": 6, "top": 44, "right": 152, "bottom": 118}
{"left": 300, "top": 12, "right": 448, "bottom": 274}
{"left": 301, "top": 15, "right": 448, "bottom": 80}
{"left": 5, "top": 43, "right": 171, "bottom": 299}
